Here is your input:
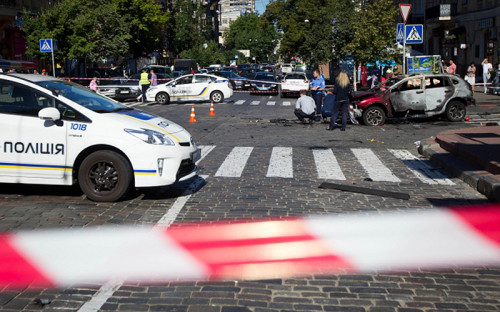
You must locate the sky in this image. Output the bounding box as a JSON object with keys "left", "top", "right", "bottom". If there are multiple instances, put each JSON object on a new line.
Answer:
{"left": 255, "top": 0, "right": 270, "bottom": 15}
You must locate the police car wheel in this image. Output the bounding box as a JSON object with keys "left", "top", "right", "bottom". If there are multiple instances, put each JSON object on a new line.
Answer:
{"left": 210, "top": 91, "right": 223, "bottom": 103}
{"left": 156, "top": 92, "right": 170, "bottom": 105}
{"left": 78, "top": 150, "right": 133, "bottom": 202}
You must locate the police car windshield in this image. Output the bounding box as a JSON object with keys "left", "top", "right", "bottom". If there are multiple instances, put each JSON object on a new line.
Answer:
{"left": 35, "top": 80, "right": 128, "bottom": 113}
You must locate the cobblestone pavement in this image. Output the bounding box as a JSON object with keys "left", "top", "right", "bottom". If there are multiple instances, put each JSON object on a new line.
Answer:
{"left": 1, "top": 92, "right": 499, "bottom": 312}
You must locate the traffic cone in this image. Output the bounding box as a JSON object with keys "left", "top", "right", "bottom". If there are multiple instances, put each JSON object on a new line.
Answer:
{"left": 209, "top": 101, "right": 216, "bottom": 116}
{"left": 188, "top": 105, "right": 198, "bottom": 123}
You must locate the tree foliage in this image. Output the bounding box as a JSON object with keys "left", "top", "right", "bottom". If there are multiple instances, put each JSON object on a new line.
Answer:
{"left": 22, "top": 0, "right": 169, "bottom": 63}
{"left": 264, "top": 0, "right": 355, "bottom": 64}
{"left": 169, "top": 0, "right": 211, "bottom": 55}
{"left": 223, "top": 13, "right": 278, "bottom": 63}
{"left": 179, "top": 42, "right": 225, "bottom": 67}
{"left": 344, "top": 0, "right": 398, "bottom": 64}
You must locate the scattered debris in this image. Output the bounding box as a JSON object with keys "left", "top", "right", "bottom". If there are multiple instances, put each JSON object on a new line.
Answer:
{"left": 364, "top": 178, "right": 373, "bottom": 181}
{"left": 319, "top": 182, "right": 410, "bottom": 200}
{"left": 414, "top": 140, "right": 421, "bottom": 146}
{"left": 34, "top": 298, "right": 51, "bottom": 306}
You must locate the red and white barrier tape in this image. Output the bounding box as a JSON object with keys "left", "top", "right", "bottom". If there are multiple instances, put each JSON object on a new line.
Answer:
{"left": 2, "top": 204, "right": 499, "bottom": 289}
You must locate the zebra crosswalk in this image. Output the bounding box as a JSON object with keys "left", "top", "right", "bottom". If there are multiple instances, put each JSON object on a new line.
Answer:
{"left": 197, "top": 145, "right": 455, "bottom": 185}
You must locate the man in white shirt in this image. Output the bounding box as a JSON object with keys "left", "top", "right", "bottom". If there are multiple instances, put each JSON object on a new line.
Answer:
{"left": 294, "top": 90, "right": 316, "bottom": 124}
{"left": 482, "top": 58, "right": 493, "bottom": 94}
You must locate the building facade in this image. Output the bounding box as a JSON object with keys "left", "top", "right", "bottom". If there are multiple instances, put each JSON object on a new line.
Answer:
{"left": 218, "top": 0, "right": 254, "bottom": 44}
{"left": 0, "top": 0, "right": 54, "bottom": 61}
{"left": 423, "top": 0, "right": 500, "bottom": 76}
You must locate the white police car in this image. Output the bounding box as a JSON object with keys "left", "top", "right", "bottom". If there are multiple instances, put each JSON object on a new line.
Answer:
{"left": 146, "top": 74, "right": 233, "bottom": 105}
{"left": 0, "top": 73, "right": 201, "bottom": 201}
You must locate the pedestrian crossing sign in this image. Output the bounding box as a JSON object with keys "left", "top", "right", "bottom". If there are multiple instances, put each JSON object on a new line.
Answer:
{"left": 396, "top": 23, "right": 404, "bottom": 43}
{"left": 405, "top": 24, "right": 423, "bottom": 44}
{"left": 40, "top": 39, "right": 53, "bottom": 52}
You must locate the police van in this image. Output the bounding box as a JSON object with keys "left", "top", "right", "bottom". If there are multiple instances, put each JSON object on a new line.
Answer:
{"left": 0, "top": 74, "right": 201, "bottom": 201}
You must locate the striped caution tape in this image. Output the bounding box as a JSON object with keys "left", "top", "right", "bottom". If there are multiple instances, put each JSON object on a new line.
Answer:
{"left": 2, "top": 204, "right": 499, "bottom": 289}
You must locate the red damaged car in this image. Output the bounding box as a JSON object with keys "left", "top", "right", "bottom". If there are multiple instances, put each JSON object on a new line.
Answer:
{"left": 350, "top": 73, "right": 475, "bottom": 126}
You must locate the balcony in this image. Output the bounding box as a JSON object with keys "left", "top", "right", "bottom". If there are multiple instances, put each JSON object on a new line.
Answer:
{"left": 425, "top": 4, "right": 457, "bottom": 21}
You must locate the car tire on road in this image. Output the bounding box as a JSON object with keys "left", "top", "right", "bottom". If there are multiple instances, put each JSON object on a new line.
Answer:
{"left": 362, "top": 106, "right": 386, "bottom": 126}
{"left": 156, "top": 92, "right": 170, "bottom": 105}
{"left": 445, "top": 100, "right": 466, "bottom": 122}
{"left": 210, "top": 91, "right": 224, "bottom": 103}
{"left": 78, "top": 150, "right": 133, "bottom": 202}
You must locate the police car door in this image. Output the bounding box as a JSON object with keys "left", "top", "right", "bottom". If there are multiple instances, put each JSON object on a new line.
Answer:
{"left": 0, "top": 80, "right": 67, "bottom": 179}
{"left": 171, "top": 75, "right": 193, "bottom": 101}
{"left": 191, "top": 75, "right": 213, "bottom": 100}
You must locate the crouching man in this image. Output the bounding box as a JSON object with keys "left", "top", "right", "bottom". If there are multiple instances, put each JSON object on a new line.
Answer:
{"left": 294, "top": 90, "right": 316, "bottom": 124}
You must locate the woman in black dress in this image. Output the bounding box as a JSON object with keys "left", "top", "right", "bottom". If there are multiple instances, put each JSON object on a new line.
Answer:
{"left": 327, "top": 71, "right": 352, "bottom": 131}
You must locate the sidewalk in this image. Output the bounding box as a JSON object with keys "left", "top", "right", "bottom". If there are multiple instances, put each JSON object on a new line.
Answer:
{"left": 419, "top": 125, "right": 500, "bottom": 201}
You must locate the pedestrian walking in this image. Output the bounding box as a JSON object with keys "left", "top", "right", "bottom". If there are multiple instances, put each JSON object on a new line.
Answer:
{"left": 447, "top": 60, "right": 456, "bottom": 75}
{"left": 327, "top": 71, "right": 352, "bottom": 131}
{"left": 466, "top": 63, "right": 476, "bottom": 91}
{"left": 150, "top": 69, "right": 158, "bottom": 86}
{"left": 481, "top": 58, "right": 493, "bottom": 94}
{"left": 294, "top": 90, "right": 316, "bottom": 124}
{"left": 139, "top": 69, "right": 151, "bottom": 103}
{"left": 310, "top": 69, "right": 325, "bottom": 122}
{"left": 89, "top": 77, "right": 98, "bottom": 92}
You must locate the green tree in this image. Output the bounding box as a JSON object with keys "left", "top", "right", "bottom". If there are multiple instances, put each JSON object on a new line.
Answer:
{"left": 223, "top": 13, "right": 278, "bottom": 63}
{"left": 115, "top": 0, "right": 170, "bottom": 58}
{"left": 344, "top": 0, "right": 398, "bottom": 65}
{"left": 179, "top": 41, "right": 225, "bottom": 67}
{"left": 264, "top": 0, "right": 355, "bottom": 64}
{"left": 169, "top": 0, "right": 211, "bottom": 55}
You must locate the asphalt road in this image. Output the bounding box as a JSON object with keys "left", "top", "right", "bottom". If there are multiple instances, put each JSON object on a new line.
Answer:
{"left": 1, "top": 91, "right": 500, "bottom": 312}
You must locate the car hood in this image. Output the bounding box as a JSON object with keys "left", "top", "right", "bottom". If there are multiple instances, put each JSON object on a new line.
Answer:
{"left": 105, "top": 109, "right": 190, "bottom": 141}
{"left": 354, "top": 91, "right": 380, "bottom": 100}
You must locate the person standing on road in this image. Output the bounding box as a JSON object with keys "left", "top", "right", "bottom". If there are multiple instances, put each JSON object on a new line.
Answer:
{"left": 310, "top": 69, "right": 325, "bottom": 122}
{"left": 482, "top": 58, "right": 493, "bottom": 94}
{"left": 89, "top": 77, "right": 98, "bottom": 92}
{"left": 328, "top": 71, "right": 352, "bottom": 131}
{"left": 150, "top": 69, "right": 158, "bottom": 86}
{"left": 447, "top": 60, "right": 457, "bottom": 75}
{"left": 294, "top": 90, "right": 316, "bottom": 124}
{"left": 139, "top": 69, "right": 151, "bottom": 103}
{"left": 466, "top": 63, "right": 476, "bottom": 91}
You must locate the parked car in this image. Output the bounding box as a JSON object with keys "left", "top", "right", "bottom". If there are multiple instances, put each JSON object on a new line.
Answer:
{"left": 99, "top": 73, "right": 171, "bottom": 101}
{"left": 214, "top": 71, "right": 251, "bottom": 90}
{"left": 140, "top": 65, "right": 172, "bottom": 78}
{"left": 351, "top": 73, "right": 475, "bottom": 126}
{"left": 0, "top": 73, "right": 200, "bottom": 202}
{"left": 221, "top": 66, "right": 238, "bottom": 73}
{"left": 279, "top": 72, "right": 309, "bottom": 98}
{"left": 239, "top": 68, "right": 259, "bottom": 79}
{"left": 250, "top": 72, "right": 278, "bottom": 94}
{"left": 146, "top": 74, "right": 233, "bottom": 105}
{"left": 281, "top": 63, "right": 293, "bottom": 74}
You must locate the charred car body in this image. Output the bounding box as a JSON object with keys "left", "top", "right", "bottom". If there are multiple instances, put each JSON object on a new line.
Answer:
{"left": 351, "top": 73, "right": 475, "bottom": 126}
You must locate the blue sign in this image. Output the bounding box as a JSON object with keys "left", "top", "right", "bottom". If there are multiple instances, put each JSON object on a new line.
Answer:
{"left": 396, "top": 23, "right": 404, "bottom": 43}
{"left": 40, "top": 39, "right": 58, "bottom": 53}
{"left": 405, "top": 24, "right": 423, "bottom": 44}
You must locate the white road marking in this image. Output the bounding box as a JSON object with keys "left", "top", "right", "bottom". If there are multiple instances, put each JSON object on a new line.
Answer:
{"left": 215, "top": 147, "right": 254, "bottom": 177}
{"left": 283, "top": 101, "right": 292, "bottom": 106}
{"left": 351, "top": 148, "right": 401, "bottom": 182}
{"left": 251, "top": 101, "right": 260, "bottom": 105}
{"left": 77, "top": 174, "right": 209, "bottom": 312}
{"left": 267, "top": 147, "right": 293, "bottom": 178}
{"left": 268, "top": 96, "right": 273, "bottom": 99}
{"left": 313, "top": 149, "right": 346, "bottom": 180}
{"left": 235, "top": 100, "right": 245, "bottom": 105}
{"left": 267, "top": 101, "right": 276, "bottom": 106}
{"left": 197, "top": 145, "right": 216, "bottom": 164}
{"left": 389, "top": 149, "right": 455, "bottom": 185}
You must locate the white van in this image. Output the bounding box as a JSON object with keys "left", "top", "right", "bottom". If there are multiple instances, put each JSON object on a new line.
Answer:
{"left": 0, "top": 74, "right": 200, "bottom": 201}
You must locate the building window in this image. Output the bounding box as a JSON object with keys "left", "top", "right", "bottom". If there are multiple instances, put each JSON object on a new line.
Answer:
{"left": 223, "top": 19, "right": 228, "bottom": 24}
{"left": 475, "top": 45, "right": 480, "bottom": 58}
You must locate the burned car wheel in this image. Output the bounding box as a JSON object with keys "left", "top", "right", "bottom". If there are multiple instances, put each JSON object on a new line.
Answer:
{"left": 362, "top": 106, "right": 386, "bottom": 126}
{"left": 445, "top": 101, "right": 466, "bottom": 122}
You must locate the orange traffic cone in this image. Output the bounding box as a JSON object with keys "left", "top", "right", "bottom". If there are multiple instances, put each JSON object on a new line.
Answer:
{"left": 188, "top": 105, "right": 197, "bottom": 123}
{"left": 209, "top": 101, "right": 216, "bottom": 116}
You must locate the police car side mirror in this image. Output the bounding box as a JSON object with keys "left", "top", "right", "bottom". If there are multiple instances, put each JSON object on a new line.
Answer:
{"left": 38, "top": 107, "right": 61, "bottom": 121}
